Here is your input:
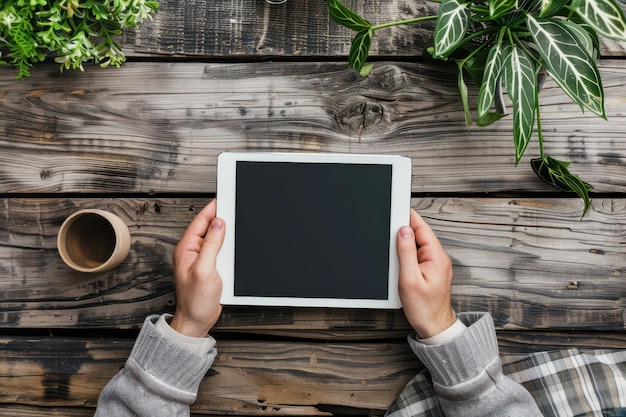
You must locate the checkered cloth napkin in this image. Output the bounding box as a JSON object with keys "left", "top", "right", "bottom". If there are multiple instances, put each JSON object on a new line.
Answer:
{"left": 387, "top": 349, "right": 626, "bottom": 417}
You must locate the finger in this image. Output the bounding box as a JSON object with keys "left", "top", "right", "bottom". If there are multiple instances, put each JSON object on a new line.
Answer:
{"left": 195, "top": 217, "right": 226, "bottom": 272}
{"left": 180, "top": 199, "right": 217, "bottom": 246}
{"left": 410, "top": 209, "right": 446, "bottom": 263}
{"left": 397, "top": 224, "right": 422, "bottom": 284}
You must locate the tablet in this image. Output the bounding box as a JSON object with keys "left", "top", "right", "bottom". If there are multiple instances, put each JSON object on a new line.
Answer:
{"left": 216, "top": 152, "right": 412, "bottom": 309}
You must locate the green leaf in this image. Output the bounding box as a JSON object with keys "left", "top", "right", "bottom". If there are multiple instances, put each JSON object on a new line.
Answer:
{"left": 348, "top": 28, "right": 373, "bottom": 75}
{"left": 478, "top": 41, "right": 506, "bottom": 121}
{"left": 457, "top": 62, "right": 471, "bottom": 125}
{"left": 575, "top": 20, "right": 602, "bottom": 61}
{"left": 540, "top": 0, "right": 569, "bottom": 17}
{"left": 424, "top": 46, "right": 437, "bottom": 61}
{"left": 327, "top": 0, "right": 372, "bottom": 32}
{"left": 477, "top": 111, "right": 507, "bottom": 126}
{"left": 433, "top": 0, "right": 471, "bottom": 59}
{"left": 573, "top": 0, "right": 626, "bottom": 41}
{"left": 0, "top": 0, "right": 157, "bottom": 76}
{"left": 503, "top": 45, "right": 537, "bottom": 164}
{"left": 560, "top": 20, "right": 598, "bottom": 61}
{"left": 490, "top": 0, "right": 516, "bottom": 18}
{"left": 527, "top": 15, "right": 605, "bottom": 118}
{"left": 531, "top": 156, "right": 593, "bottom": 216}
{"left": 359, "top": 63, "right": 374, "bottom": 77}
{"left": 463, "top": 45, "right": 491, "bottom": 86}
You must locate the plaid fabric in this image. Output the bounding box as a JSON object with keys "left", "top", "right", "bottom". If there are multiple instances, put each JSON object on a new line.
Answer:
{"left": 387, "top": 349, "right": 626, "bottom": 417}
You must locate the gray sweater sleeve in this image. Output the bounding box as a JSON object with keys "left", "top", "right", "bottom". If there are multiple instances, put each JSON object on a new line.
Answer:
{"left": 94, "top": 315, "right": 217, "bottom": 417}
{"left": 408, "top": 312, "right": 542, "bottom": 417}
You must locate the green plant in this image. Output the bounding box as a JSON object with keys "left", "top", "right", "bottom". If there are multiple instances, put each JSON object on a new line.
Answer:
{"left": 0, "top": 0, "right": 158, "bottom": 78}
{"left": 329, "top": 0, "right": 626, "bottom": 215}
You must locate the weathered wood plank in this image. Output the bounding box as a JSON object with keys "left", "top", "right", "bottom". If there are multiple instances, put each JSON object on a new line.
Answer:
{"left": 1, "top": 61, "right": 625, "bottom": 194}
{"left": 119, "top": 0, "right": 626, "bottom": 58}
{"left": 0, "top": 337, "right": 419, "bottom": 415}
{"left": 0, "top": 406, "right": 231, "bottom": 417}
{"left": 0, "top": 405, "right": 95, "bottom": 416}
{"left": 497, "top": 331, "right": 626, "bottom": 352}
{"left": 0, "top": 197, "right": 624, "bottom": 332}
{"left": 0, "top": 333, "right": 624, "bottom": 415}
{"left": 0, "top": 405, "right": 238, "bottom": 417}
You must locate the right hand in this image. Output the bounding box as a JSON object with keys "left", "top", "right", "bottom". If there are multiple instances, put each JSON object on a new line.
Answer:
{"left": 396, "top": 209, "right": 456, "bottom": 339}
{"left": 170, "top": 199, "right": 226, "bottom": 338}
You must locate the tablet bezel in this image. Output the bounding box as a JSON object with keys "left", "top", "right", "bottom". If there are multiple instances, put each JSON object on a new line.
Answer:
{"left": 216, "top": 152, "right": 411, "bottom": 309}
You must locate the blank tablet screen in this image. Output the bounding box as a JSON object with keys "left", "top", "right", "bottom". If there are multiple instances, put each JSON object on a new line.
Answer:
{"left": 234, "top": 161, "right": 392, "bottom": 300}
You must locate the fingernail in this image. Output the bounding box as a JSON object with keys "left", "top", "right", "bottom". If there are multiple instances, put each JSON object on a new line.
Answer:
{"left": 399, "top": 226, "right": 413, "bottom": 239}
{"left": 210, "top": 218, "right": 224, "bottom": 230}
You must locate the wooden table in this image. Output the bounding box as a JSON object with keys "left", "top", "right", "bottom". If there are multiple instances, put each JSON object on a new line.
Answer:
{"left": 0, "top": 1, "right": 625, "bottom": 415}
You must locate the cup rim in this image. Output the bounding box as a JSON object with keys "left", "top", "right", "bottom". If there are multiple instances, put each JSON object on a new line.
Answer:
{"left": 57, "top": 209, "right": 130, "bottom": 273}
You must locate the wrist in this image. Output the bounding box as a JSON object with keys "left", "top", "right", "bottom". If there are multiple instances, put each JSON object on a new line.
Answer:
{"left": 169, "top": 314, "right": 210, "bottom": 338}
{"left": 415, "top": 308, "right": 457, "bottom": 339}
{"left": 156, "top": 315, "right": 216, "bottom": 355}
{"left": 417, "top": 318, "right": 466, "bottom": 345}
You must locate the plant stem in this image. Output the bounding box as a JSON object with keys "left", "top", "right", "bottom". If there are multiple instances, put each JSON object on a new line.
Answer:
{"left": 469, "top": 5, "right": 489, "bottom": 14}
{"left": 535, "top": 78, "right": 545, "bottom": 158}
{"left": 371, "top": 15, "right": 438, "bottom": 31}
{"left": 497, "top": 26, "right": 507, "bottom": 43}
{"left": 506, "top": 27, "right": 516, "bottom": 48}
{"left": 459, "top": 37, "right": 491, "bottom": 66}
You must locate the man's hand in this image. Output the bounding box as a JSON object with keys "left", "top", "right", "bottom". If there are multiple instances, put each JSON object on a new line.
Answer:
{"left": 170, "top": 199, "right": 225, "bottom": 338}
{"left": 397, "top": 209, "right": 456, "bottom": 339}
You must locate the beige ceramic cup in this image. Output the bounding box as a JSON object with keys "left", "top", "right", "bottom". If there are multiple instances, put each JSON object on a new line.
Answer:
{"left": 57, "top": 209, "right": 131, "bottom": 273}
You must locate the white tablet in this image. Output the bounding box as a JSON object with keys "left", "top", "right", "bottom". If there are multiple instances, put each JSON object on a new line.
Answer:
{"left": 216, "top": 152, "right": 412, "bottom": 309}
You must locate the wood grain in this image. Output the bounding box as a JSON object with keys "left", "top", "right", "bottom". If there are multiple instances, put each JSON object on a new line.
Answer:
{"left": 0, "top": 406, "right": 241, "bottom": 417}
{"left": 119, "top": 0, "right": 626, "bottom": 58}
{"left": 1, "top": 61, "right": 625, "bottom": 194}
{"left": 1, "top": 1, "right": 623, "bottom": 414}
{"left": 0, "top": 197, "right": 623, "bottom": 332}
{"left": 0, "top": 336, "right": 419, "bottom": 415}
{"left": 0, "top": 332, "right": 624, "bottom": 415}
{"left": 497, "top": 331, "right": 626, "bottom": 352}
{"left": 0, "top": 406, "right": 236, "bottom": 417}
{"left": 0, "top": 406, "right": 95, "bottom": 417}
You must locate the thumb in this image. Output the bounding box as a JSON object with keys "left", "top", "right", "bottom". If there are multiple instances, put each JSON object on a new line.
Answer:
{"left": 397, "top": 226, "right": 421, "bottom": 282}
{"left": 196, "top": 217, "right": 226, "bottom": 271}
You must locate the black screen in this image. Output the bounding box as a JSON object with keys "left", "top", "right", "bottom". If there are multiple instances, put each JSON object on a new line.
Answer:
{"left": 234, "top": 161, "right": 392, "bottom": 300}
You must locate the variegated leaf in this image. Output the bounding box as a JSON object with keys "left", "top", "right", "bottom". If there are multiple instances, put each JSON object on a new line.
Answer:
{"left": 527, "top": 15, "right": 605, "bottom": 118}
{"left": 531, "top": 156, "right": 593, "bottom": 216}
{"left": 573, "top": 0, "right": 626, "bottom": 41}
{"left": 433, "top": 0, "right": 471, "bottom": 58}
{"left": 327, "top": 0, "right": 372, "bottom": 32}
{"left": 503, "top": 45, "right": 537, "bottom": 164}
{"left": 478, "top": 41, "right": 507, "bottom": 120}
{"left": 576, "top": 20, "right": 602, "bottom": 61}
{"left": 560, "top": 20, "right": 598, "bottom": 61}
{"left": 348, "top": 29, "right": 373, "bottom": 75}
{"left": 540, "top": 0, "right": 569, "bottom": 17}
{"left": 490, "top": 0, "right": 516, "bottom": 18}
{"left": 540, "top": 0, "right": 554, "bottom": 16}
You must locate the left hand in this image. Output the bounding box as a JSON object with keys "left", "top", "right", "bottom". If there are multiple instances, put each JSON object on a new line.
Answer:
{"left": 170, "top": 199, "right": 226, "bottom": 338}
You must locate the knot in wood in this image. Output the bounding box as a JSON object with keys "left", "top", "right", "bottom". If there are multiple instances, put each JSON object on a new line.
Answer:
{"left": 335, "top": 102, "right": 387, "bottom": 135}
{"left": 366, "top": 65, "right": 406, "bottom": 92}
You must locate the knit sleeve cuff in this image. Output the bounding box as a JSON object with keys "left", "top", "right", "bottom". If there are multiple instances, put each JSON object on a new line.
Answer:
{"left": 407, "top": 312, "right": 500, "bottom": 397}
{"left": 128, "top": 315, "right": 217, "bottom": 395}
{"left": 155, "top": 314, "right": 216, "bottom": 356}
{"left": 417, "top": 318, "right": 467, "bottom": 346}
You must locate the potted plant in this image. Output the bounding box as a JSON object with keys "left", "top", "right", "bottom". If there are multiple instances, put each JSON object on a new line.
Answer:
{"left": 0, "top": 0, "right": 158, "bottom": 78}
{"left": 328, "top": 0, "right": 626, "bottom": 215}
